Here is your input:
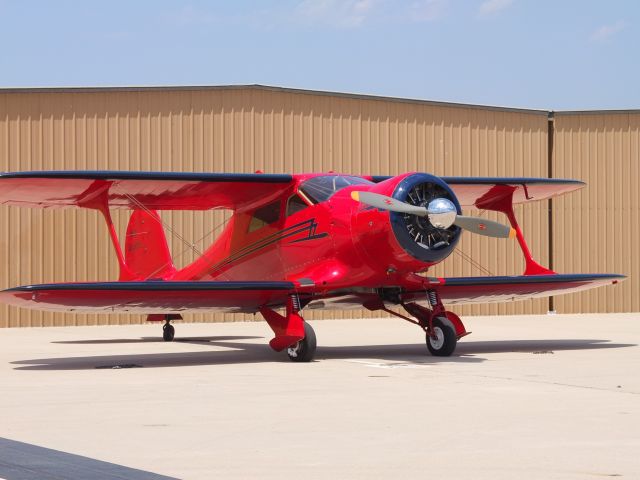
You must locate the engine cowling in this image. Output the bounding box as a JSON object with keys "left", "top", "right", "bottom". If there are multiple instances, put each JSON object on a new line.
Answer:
{"left": 350, "top": 173, "right": 462, "bottom": 275}
{"left": 389, "top": 173, "right": 462, "bottom": 264}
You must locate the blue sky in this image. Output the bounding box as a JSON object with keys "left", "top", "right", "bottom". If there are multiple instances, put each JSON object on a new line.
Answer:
{"left": 0, "top": 0, "right": 637, "bottom": 110}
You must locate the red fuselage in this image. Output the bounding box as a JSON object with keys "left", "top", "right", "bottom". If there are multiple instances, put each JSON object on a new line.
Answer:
{"left": 173, "top": 173, "right": 444, "bottom": 291}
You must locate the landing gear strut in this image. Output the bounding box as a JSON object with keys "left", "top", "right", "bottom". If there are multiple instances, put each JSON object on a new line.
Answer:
{"left": 393, "top": 289, "right": 468, "bottom": 357}
{"left": 261, "top": 294, "right": 317, "bottom": 362}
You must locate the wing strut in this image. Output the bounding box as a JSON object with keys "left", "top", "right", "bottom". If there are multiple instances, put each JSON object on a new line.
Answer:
{"left": 98, "top": 206, "right": 135, "bottom": 280}
{"left": 475, "top": 186, "right": 554, "bottom": 275}
{"left": 77, "top": 185, "right": 137, "bottom": 281}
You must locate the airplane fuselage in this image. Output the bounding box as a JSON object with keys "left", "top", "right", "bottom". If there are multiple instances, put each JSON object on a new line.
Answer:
{"left": 173, "top": 173, "right": 447, "bottom": 291}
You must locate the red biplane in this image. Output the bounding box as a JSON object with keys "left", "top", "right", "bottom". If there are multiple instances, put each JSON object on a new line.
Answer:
{"left": 0, "top": 171, "right": 624, "bottom": 361}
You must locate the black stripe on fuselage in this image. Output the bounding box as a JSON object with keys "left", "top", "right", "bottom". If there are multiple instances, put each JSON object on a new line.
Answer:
{"left": 204, "top": 218, "right": 329, "bottom": 277}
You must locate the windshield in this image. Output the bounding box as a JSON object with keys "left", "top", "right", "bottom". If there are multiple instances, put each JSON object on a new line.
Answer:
{"left": 300, "top": 175, "right": 373, "bottom": 203}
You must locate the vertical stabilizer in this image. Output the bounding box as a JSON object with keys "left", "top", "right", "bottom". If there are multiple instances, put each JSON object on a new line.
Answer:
{"left": 124, "top": 210, "right": 176, "bottom": 280}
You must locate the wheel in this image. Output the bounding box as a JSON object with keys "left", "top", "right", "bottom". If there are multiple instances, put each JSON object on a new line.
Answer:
{"left": 287, "top": 322, "right": 316, "bottom": 362}
{"left": 426, "top": 316, "right": 457, "bottom": 356}
{"left": 162, "top": 323, "right": 175, "bottom": 342}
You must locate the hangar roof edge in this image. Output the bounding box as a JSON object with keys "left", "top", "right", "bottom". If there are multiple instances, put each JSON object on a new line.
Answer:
{"left": 0, "top": 83, "right": 550, "bottom": 115}
{"left": 551, "top": 109, "right": 640, "bottom": 116}
{"left": 2, "top": 84, "right": 637, "bottom": 115}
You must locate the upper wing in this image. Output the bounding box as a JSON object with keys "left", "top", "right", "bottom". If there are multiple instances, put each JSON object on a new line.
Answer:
{"left": 0, "top": 281, "right": 296, "bottom": 313}
{"left": 0, "top": 171, "right": 293, "bottom": 210}
{"left": 371, "top": 176, "right": 584, "bottom": 208}
{"left": 442, "top": 177, "right": 584, "bottom": 207}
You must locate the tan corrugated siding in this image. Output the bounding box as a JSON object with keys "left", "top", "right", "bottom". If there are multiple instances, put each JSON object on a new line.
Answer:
{"left": 552, "top": 112, "right": 639, "bottom": 313}
{"left": 0, "top": 87, "right": 550, "bottom": 327}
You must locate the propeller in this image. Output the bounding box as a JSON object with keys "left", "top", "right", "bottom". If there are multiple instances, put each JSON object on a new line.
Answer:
{"left": 351, "top": 191, "right": 516, "bottom": 239}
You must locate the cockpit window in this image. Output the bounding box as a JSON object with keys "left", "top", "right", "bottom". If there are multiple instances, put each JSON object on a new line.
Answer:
{"left": 300, "top": 175, "right": 373, "bottom": 204}
{"left": 248, "top": 200, "right": 281, "bottom": 233}
{"left": 286, "top": 194, "right": 308, "bottom": 217}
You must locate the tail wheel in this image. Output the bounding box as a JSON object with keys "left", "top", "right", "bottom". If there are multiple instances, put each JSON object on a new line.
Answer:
{"left": 162, "top": 323, "right": 175, "bottom": 342}
{"left": 426, "top": 316, "right": 457, "bottom": 356}
{"left": 287, "top": 322, "right": 317, "bottom": 362}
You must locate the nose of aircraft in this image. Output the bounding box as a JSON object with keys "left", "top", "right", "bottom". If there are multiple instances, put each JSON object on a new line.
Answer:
{"left": 426, "top": 198, "right": 457, "bottom": 229}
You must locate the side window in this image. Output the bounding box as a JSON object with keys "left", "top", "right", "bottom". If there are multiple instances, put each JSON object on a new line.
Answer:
{"left": 248, "top": 200, "right": 281, "bottom": 233}
{"left": 286, "top": 194, "right": 308, "bottom": 217}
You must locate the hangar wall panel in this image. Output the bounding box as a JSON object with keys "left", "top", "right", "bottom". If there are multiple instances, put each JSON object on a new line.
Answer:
{"left": 552, "top": 112, "right": 639, "bottom": 313}
{"left": 0, "top": 87, "right": 550, "bottom": 327}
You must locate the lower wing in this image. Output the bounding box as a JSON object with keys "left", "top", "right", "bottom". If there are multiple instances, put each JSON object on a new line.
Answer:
{"left": 0, "top": 281, "right": 295, "bottom": 314}
{"left": 430, "top": 273, "right": 624, "bottom": 305}
{"left": 0, "top": 274, "right": 624, "bottom": 314}
{"left": 304, "top": 274, "right": 624, "bottom": 310}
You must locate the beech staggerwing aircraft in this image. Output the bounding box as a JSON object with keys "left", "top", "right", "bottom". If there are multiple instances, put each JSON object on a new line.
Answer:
{"left": 0, "top": 171, "right": 624, "bottom": 361}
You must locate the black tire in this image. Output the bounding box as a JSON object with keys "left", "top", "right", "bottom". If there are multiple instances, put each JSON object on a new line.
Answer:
{"left": 287, "top": 322, "right": 316, "bottom": 362}
{"left": 426, "top": 316, "right": 457, "bottom": 356}
{"left": 162, "top": 323, "right": 175, "bottom": 342}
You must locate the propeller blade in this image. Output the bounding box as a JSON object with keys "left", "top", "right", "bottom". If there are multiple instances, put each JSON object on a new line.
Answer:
{"left": 351, "top": 191, "right": 426, "bottom": 216}
{"left": 454, "top": 215, "right": 516, "bottom": 239}
{"left": 352, "top": 190, "right": 515, "bottom": 239}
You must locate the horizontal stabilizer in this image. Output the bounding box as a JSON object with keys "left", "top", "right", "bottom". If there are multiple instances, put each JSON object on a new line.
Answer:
{"left": 0, "top": 281, "right": 296, "bottom": 314}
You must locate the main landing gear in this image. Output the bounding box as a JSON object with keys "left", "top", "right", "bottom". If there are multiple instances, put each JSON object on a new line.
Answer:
{"left": 261, "top": 295, "right": 317, "bottom": 362}
{"left": 407, "top": 291, "right": 468, "bottom": 357}
{"left": 425, "top": 316, "right": 457, "bottom": 356}
{"left": 384, "top": 289, "right": 469, "bottom": 357}
{"left": 287, "top": 322, "right": 317, "bottom": 362}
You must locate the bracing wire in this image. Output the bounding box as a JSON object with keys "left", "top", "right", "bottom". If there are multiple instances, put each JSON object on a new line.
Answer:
{"left": 453, "top": 247, "right": 494, "bottom": 276}
{"left": 143, "top": 213, "right": 233, "bottom": 281}
{"left": 122, "top": 192, "right": 204, "bottom": 258}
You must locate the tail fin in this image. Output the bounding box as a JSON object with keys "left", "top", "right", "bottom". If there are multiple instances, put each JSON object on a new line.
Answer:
{"left": 124, "top": 210, "right": 176, "bottom": 280}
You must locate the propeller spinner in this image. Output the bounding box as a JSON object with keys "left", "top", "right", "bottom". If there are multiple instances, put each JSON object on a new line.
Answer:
{"left": 351, "top": 191, "right": 516, "bottom": 239}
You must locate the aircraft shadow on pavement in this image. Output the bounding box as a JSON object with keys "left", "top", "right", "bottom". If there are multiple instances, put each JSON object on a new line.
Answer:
{"left": 11, "top": 337, "right": 635, "bottom": 371}
{"left": 52, "top": 335, "right": 263, "bottom": 345}
{"left": 455, "top": 338, "right": 636, "bottom": 354}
